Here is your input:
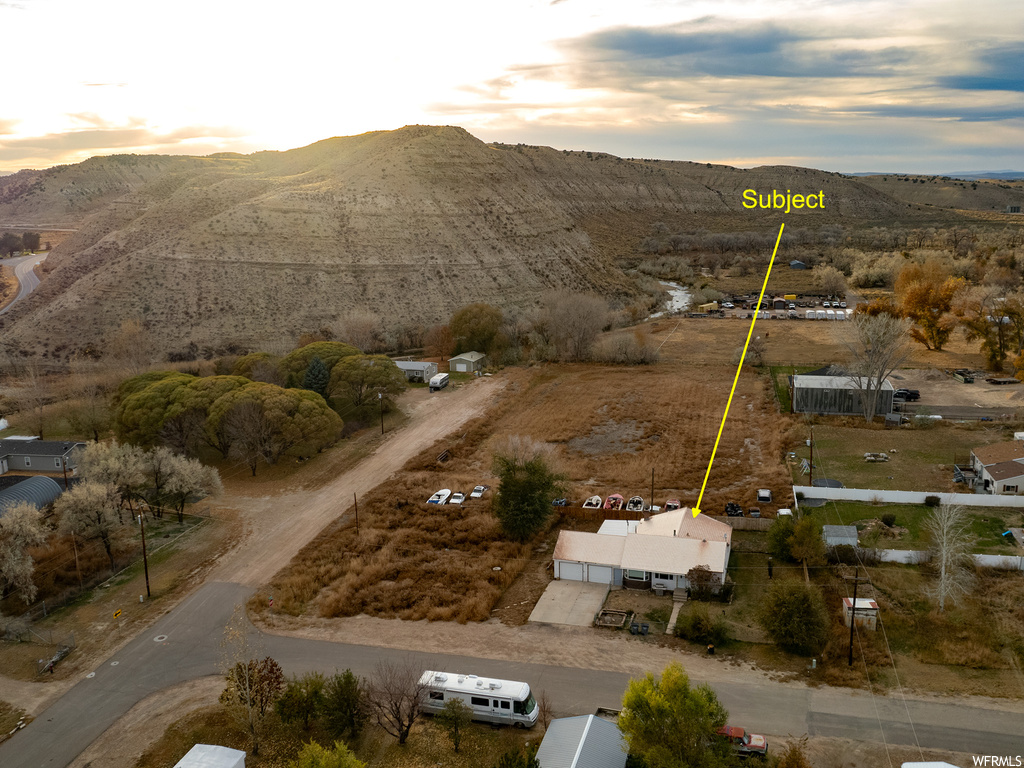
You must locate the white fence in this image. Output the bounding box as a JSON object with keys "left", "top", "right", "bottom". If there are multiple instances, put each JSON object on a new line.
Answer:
{"left": 793, "top": 486, "right": 1024, "bottom": 508}
{"left": 861, "top": 549, "right": 1023, "bottom": 570}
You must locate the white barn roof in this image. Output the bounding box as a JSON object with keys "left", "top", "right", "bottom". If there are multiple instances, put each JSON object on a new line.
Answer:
{"left": 537, "top": 715, "right": 627, "bottom": 768}
{"left": 173, "top": 744, "right": 245, "bottom": 768}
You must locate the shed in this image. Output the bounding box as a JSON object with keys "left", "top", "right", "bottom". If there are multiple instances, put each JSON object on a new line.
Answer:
{"left": 536, "top": 714, "right": 627, "bottom": 768}
{"left": 792, "top": 375, "right": 894, "bottom": 416}
{"left": 173, "top": 745, "right": 246, "bottom": 768}
{"left": 789, "top": 260, "right": 807, "bottom": 270}
{"left": 823, "top": 525, "right": 858, "bottom": 548}
{"left": 394, "top": 360, "right": 438, "bottom": 383}
{"left": 448, "top": 351, "right": 487, "bottom": 373}
{"left": 842, "top": 597, "right": 879, "bottom": 631}
{"left": 0, "top": 476, "right": 63, "bottom": 517}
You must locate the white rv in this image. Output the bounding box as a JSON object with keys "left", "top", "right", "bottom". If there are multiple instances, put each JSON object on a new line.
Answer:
{"left": 428, "top": 373, "right": 449, "bottom": 392}
{"left": 419, "top": 671, "right": 538, "bottom": 728}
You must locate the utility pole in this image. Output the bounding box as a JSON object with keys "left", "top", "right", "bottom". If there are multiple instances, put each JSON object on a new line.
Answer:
{"left": 379, "top": 391, "right": 384, "bottom": 435}
{"left": 353, "top": 492, "right": 359, "bottom": 535}
{"left": 139, "top": 513, "right": 151, "bottom": 598}
{"left": 847, "top": 575, "right": 869, "bottom": 666}
{"left": 650, "top": 468, "right": 655, "bottom": 509}
{"left": 808, "top": 425, "right": 814, "bottom": 487}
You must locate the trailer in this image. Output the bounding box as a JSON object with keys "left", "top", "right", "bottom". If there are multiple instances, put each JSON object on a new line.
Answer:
{"left": 420, "top": 671, "right": 538, "bottom": 728}
{"left": 815, "top": 310, "right": 827, "bottom": 320}
{"left": 428, "top": 373, "right": 449, "bottom": 392}
{"left": 826, "top": 309, "right": 836, "bottom": 321}
{"left": 805, "top": 310, "right": 816, "bottom": 320}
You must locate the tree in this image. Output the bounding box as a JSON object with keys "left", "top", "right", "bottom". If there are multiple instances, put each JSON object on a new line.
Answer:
{"left": 956, "top": 286, "right": 1019, "bottom": 371}
{"left": 0, "top": 501, "right": 46, "bottom": 603}
{"left": 220, "top": 608, "right": 284, "bottom": 756}
{"left": 542, "top": 291, "right": 608, "bottom": 362}
{"left": 336, "top": 311, "right": 383, "bottom": 353}
{"left": 833, "top": 313, "right": 911, "bottom": 422}
{"left": 323, "top": 669, "right": 367, "bottom": 739}
{"left": 816, "top": 265, "right": 847, "bottom": 296}
{"left": 167, "top": 375, "right": 250, "bottom": 457}
{"left": 328, "top": 354, "right": 407, "bottom": 409}
{"left": 21, "top": 232, "right": 40, "bottom": 252}
{"left": 108, "top": 318, "right": 153, "bottom": 377}
{"left": 0, "top": 232, "right": 22, "bottom": 257}
{"left": 437, "top": 698, "right": 472, "bottom": 753}
{"left": 491, "top": 436, "right": 565, "bottom": 542}
{"left": 424, "top": 324, "right": 455, "bottom": 359}
{"left": 278, "top": 342, "right": 360, "bottom": 387}
{"left": 493, "top": 745, "right": 541, "bottom": 768}
{"left": 776, "top": 735, "right": 813, "bottom": 768}
{"left": 113, "top": 372, "right": 196, "bottom": 447}
{"left": 896, "top": 263, "right": 965, "bottom": 351}
{"left": 222, "top": 400, "right": 275, "bottom": 476}
{"left": 757, "top": 581, "right": 828, "bottom": 655}
{"left": 618, "top": 662, "right": 730, "bottom": 768}
{"left": 789, "top": 517, "right": 826, "bottom": 583}
{"left": 74, "top": 441, "right": 147, "bottom": 517}
{"left": 163, "top": 453, "right": 222, "bottom": 524}
{"left": 54, "top": 481, "right": 123, "bottom": 569}
{"left": 303, "top": 356, "right": 330, "bottom": 399}
{"left": 366, "top": 659, "right": 426, "bottom": 745}
{"left": 277, "top": 672, "right": 326, "bottom": 731}
{"left": 767, "top": 516, "right": 796, "bottom": 561}
{"left": 923, "top": 503, "right": 975, "bottom": 612}
{"left": 450, "top": 302, "right": 504, "bottom": 357}
{"left": 65, "top": 355, "right": 112, "bottom": 442}
{"left": 288, "top": 741, "right": 365, "bottom": 768}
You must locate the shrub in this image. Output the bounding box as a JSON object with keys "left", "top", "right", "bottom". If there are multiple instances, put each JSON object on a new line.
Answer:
{"left": 675, "top": 603, "right": 730, "bottom": 646}
{"left": 924, "top": 495, "right": 941, "bottom": 507}
{"left": 881, "top": 512, "right": 896, "bottom": 527}
{"left": 767, "top": 517, "right": 797, "bottom": 561}
{"left": 757, "top": 581, "right": 828, "bottom": 655}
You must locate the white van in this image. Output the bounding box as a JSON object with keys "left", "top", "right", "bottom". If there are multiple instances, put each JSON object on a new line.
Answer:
{"left": 420, "top": 671, "right": 538, "bottom": 727}
{"left": 428, "top": 373, "right": 449, "bottom": 392}
{"left": 757, "top": 489, "right": 772, "bottom": 503}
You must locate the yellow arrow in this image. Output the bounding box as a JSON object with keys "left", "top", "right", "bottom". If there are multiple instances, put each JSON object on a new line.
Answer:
{"left": 693, "top": 222, "right": 786, "bottom": 517}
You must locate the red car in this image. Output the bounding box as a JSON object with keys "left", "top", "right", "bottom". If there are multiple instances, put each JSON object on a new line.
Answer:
{"left": 717, "top": 725, "right": 768, "bottom": 757}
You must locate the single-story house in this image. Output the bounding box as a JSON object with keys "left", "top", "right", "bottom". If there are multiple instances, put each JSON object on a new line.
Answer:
{"left": 394, "top": 360, "right": 438, "bottom": 383}
{"left": 823, "top": 525, "right": 858, "bottom": 548}
{"left": 789, "top": 260, "right": 807, "bottom": 270}
{"left": 0, "top": 475, "right": 64, "bottom": 517}
{"left": 173, "top": 744, "right": 246, "bottom": 768}
{"left": 448, "top": 351, "right": 487, "bottom": 373}
{"left": 791, "top": 375, "right": 894, "bottom": 417}
{"left": 0, "top": 437, "right": 85, "bottom": 477}
{"left": 537, "top": 714, "right": 627, "bottom": 768}
{"left": 970, "top": 440, "right": 1024, "bottom": 494}
{"left": 553, "top": 509, "right": 731, "bottom": 593}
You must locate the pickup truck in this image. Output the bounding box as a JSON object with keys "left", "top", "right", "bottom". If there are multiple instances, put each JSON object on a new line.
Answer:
{"left": 717, "top": 725, "right": 768, "bottom": 757}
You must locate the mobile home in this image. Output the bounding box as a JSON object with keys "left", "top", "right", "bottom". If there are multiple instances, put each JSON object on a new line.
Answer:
{"left": 419, "top": 671, "right": 538, "bottom": 727}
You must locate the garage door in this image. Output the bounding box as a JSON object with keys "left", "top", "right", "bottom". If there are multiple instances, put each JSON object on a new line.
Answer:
{"left": 586, "top": 564, "right": 613, "bottom": 584}
{"left": 558, "top": 561, "right": 584, "bottom": 581}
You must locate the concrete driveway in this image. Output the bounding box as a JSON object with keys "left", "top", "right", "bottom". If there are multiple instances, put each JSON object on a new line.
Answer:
{"left": 528, "top": 580, "right": 609, "bottom": 626}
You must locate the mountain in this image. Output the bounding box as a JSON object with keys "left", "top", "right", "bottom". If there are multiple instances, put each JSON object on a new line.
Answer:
{"left": 0, "top": 125, "right": 986, "bottom": 362}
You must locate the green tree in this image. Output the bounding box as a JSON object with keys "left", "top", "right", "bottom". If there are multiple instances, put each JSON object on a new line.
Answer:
{"left": 288, "top": 741, "right": 365, "bottom": 768}
{"left": 323, "top": 669, "right": 366, "bottom": 739}
{"left": 766, "top": 516, "right": 796, "bottom": 561}
{"left": 278, "top": 342, "right": 361, "bottom": 387}
{"left": 0, "top": 233, "right": 22, "bottom": 257}
{"left": 789, "top": 517, "right": 826, "bottom": 582}
{"left": 437, "top": 698, "right": 472, "bottom": 753}
{"left": 450, "top": 302, "right": 503, "bottom": 356}
{"left": 493, "top": 745, "right": 541, "bottom": 768}
{"left": 21, "top": 232, "right": 41, "bottom": 252}
{"left": 232, "top": 352, "right": 279, "bottom": 379}
{"left": 303, "top": 356, "right": 330, "bottom": 398}
{"left": 491, "top": 436, "right": 565, "bottom": 542}
{"left": 618, "top": 662, "right": 730, "bottom": 768}
{"left": 757, "top": 581, "right": 828, "bottom": 655}
{"left": 113, "top": 372, "right": 196, "bottom": 446}
{"left": 328, "top": 354, "right": 407, "bottom": 409}
{"left": 277, "top": 672, "right": 326, "bottom": 731}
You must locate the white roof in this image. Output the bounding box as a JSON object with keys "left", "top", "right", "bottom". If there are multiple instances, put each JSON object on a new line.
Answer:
{"left": 793, "top": 375, "right": 894, "bottom": 391}
{"left": 449, "top": 351, "right": 486, "bottom": 362}
{"left": 842, "top": 598, "right": 879, "bottom": 611}
{"left": 554, "top": 530, "right": 728, "bottom": 576}
{"left": 554, "top": 531, "right": 625, "bottom": 567}
{"left": 597, "top": 520, "right": 636, "bottom": 536}
{"left": 173, "top": 745, "right": 246, "bottom": 768}
{"left": 419, "top": 671, "right": 530, "bottom": 699}
{"left": 537, "top": 715, "right": 627, "bottom": 768}
{"left": 635, "top": 509, "right": 732, "bottom": 544}
{"left": 394, "top": 360, "right": 435, "bottom": 371}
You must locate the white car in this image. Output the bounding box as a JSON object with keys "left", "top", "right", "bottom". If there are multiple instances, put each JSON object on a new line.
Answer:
{"left": 822, "top": 300, "right": 831, "bottom": 308}
{"left": 839, "top": 301, "right": 847, "bottom": 308}
{"left": 427, "top": 489, "right": 451, "bottom": 504}
{"left": 469, "top": 485, "right": 489, "bottom": 498}
{"left": 722, "top": 302, "right": 734, "bottom": 309}
{"left": 449, "top": 492, "right": 466, "bottom": 505}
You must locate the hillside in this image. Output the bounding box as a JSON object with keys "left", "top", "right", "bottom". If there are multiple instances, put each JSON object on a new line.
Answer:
{"left": 857, "top": 174, "right": 1024, "bottom": 213}
{"left": 0, "top": 125, "right": 980, "bottom": 362}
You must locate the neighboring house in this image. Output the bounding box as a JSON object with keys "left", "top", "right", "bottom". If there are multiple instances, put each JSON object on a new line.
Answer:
{"left": 0, "top": 437, "right": 85, "bottom": 477}
{"left": 791, "top": 375, "right": 894, "bottom": 416}
{"left": 448, "top": 351, "right": 487, "bottom": 373}
{"left": 0, "top": 476, "right": 63, "bottom": 517}
{"left": 789, "top": 260, "right": 807, "bottom": 269}
{"left": 553, "top": 509, "right": 731, "bottom": 593}
{"left": 173, "top": 744, "right": 246, "bottom": 768}
{"left": 394, "top": 360, "right": 439, "bottom": 383}
{"left": 970, "top": 440, "right": 1024, "bottom": 494}
{"left": 822, "top": 525, "right": 858, "bottom": 548}
{"left": 537, "top": 714, "right": 627, "bottom": 768}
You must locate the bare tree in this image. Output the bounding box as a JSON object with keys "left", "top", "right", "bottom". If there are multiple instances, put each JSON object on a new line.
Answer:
{"left": 223, "top": 400, "right": 275, "bottom": 476}
{"left": 108, "top": 318, "right": 152, "bottom": 377}
{"left": 336, "top": 311, "right": 383, "bottom": 353}
{"left": 542, "top": 291, "right": 608, "bottom": 362}
{"left": 816, "top": 265, "right": 848, "bottom": 296}
{"left": 74, "top": 441, "right": 147, "bottom": 518}
{"left": 366, "top": 659, "right": 427, "bottom": 745}
{"left": 65, "top": 355, "right": 112, "bottom": 442}
{"left": 924, "top": 503, "right": 975, "bottom": 612}
{"left": 833, "top": 313, "right": 911, "bottom": 422}
{"left": 219, "top": 607, "right": 284, "bottom": 755}
{"left": 54, "top": 481, "right": 123, "bottom": 569}
{"left": 164, "top": 454, "right": 222, "bottom": 524}
{"left": 0, "top": 501, "right": 47, "bottom": 604}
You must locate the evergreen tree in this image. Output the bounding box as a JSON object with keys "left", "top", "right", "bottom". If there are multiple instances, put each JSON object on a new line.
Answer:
{"left": 303, "top": 356, "right": 330, "bottom": 398}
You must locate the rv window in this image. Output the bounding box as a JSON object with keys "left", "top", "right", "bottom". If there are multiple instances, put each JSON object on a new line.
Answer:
{"left": 471, "top": 696, "right": 489, "bottom": 707}
{"left": 500, "top": 701, "right": 510, "bottom": 709}
{"left": 514, "top": 695, "right": 537, "bottom": 715}
{"left": 429, "top": 691, "right": 444, "bottom": 701}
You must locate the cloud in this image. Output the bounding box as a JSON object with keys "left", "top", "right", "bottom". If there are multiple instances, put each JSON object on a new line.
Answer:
{"left": 938, "top": 45, "right": 1024, "bottom": 93}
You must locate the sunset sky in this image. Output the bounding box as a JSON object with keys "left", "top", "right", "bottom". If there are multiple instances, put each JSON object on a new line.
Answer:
{"left": 1, "top": 0, "right": 1022, "bottom": 175}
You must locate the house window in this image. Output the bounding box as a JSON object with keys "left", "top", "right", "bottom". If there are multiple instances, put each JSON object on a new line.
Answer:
{"left": 24, "top": 457, "right": 31, "bottom": 468}
{"left": 55, "top": 458, "right": 63, "bottom": 468}
{"left": 626, "top": 569, "right": 647, "bottom": 580}
{"left": 1005, "top": 485, "right": 1018, "bottom": 493}
{"left": 654, "top": 573, "right": 674, "bottom": 581}
{"left": 470, "top": 696, "right": 489, "bottom": 707}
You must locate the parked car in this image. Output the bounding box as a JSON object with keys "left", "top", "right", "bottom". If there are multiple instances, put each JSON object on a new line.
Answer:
{"left": 839, "top": 301, "right": 847, "bottom": 308}
{"left": 449, "top": 492, "right": 466, "bottom": 505}
{"left": 747, "top": 508, "right": 761, "bottom": 518}
{"left": 822, "top": 300, "right": 831, "bottom": 308}
{"left": 717, "top": 726, "right": 768, "bottom": 757}
{"left": 894, "top": 388, "right": 920, "bottom": 401}
{"left": 722, "top": 302, "right": 735, "bottom": 309}
{"left": 551, "top": 498, "right": 569, "bottom": 506}
{"left": 470, "top": 485, "right": 489, "bottom": 498}
{"left": 725, "top": 502, "right": 743, "bottom": 517}
{"left": 427, "top": 489, "right": 451, "bottom": 505}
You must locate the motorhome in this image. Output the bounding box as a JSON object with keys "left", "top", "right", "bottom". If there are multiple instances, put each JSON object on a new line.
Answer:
{"left": 428, "top": 373, "right": 449, "bottom": 392}
{"left": 420, "top": 671, "right": 538, "bottom": 727}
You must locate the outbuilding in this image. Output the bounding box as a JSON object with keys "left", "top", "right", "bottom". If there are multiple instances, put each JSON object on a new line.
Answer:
{"left": 537, "top": 714, "right": 627, "bottom": 768}
{"left": 173, "top": 744, "right": 246, "bottom": 768}
{"left": 789, "top": 260, "right": 807, "bottom": 270}
{"left": 448, "top": 351, "right": 487, "bottom": 373}
{"left": 843, "top": 597, "right": 879, "bottom": 631}
{"left": 791, "top": 375, "right": 894, "bottom": 416}
{"left": 0, "top": 476, "right": 63, "bottom": 517}
{"left": 823, "top": 525, "right": 858, "bottom": 548}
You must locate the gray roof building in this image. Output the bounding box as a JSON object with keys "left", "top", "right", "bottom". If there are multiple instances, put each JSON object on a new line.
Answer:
{"left": 0, "top": 438, "right": 85, "bottom": 476}
{"left": 823, "top": 525, "right": 859, "bottom": 548}
{"left": 448, "top": 351, "right": 487, "bottom": 373}
{"left": 536, "top": 714, "right": 627, "bottom": 768}
{"left": 394, "top": 360, "right": 439, "bottom": 382}
{"left": 0, "top": 476, "right": 63, "bottom": 517}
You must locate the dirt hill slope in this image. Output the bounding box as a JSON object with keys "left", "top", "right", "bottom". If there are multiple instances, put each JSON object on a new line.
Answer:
{"left": 0, "top": 125, "right": 953, "bottom": 361}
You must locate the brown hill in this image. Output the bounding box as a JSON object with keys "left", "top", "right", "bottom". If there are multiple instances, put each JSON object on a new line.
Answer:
{"left": 0, "top": 125, "right": 965, "bottom": 362}
{"left": 857, "top": 174, "right": 1024, "bottom": 214}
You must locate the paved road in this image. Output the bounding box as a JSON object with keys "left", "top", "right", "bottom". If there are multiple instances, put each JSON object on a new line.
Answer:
{"left": 2, "top": 581, "right": 1022, "bottom": 767}
{"left": 0, "top": 252, "right": 48, "bottom": 315}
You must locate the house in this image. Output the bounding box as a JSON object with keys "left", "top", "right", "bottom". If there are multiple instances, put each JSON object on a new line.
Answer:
{"left": 822, "top": 525, "right": 858, "bottom": 548}
{"left": 173, "top": 744, "right": 246, "bottom": 768}
{"left": 536, "top": 714, "right": 627, "bottom": 768}
{"left": 448, "top": 351, "right": 487, "bottom": 373}
{"left": 970, "top": 440, "right": 1024, "bottom": 494}
{"left": 552, "top": 509, "right": 731, "bottom": 593}
{"left": 791, "top": 375, "right": 894, "bottom": 416}
{"left": 394, "top": 360, "right": 438, "bottom": 383}
{"left": 0, "top": 437, "right": 85, "bottom": 477}
{"left": 789, "top": 260, "right": 807, "bottom": 270}
{"left": 0, "top": 476, "right": 64, "bottom": 517}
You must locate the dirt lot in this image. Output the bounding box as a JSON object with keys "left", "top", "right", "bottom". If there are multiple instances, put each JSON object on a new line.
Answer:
{"left": 892, "top": 367, "right": 1024, "bottom": 409}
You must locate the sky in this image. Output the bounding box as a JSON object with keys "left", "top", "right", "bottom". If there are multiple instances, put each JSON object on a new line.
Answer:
{"left": 1, "top": 0, "right": 1022, "bottom": 175}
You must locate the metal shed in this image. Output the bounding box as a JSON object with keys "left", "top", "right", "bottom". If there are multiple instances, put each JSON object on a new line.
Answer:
{"left": 448, "top": 351, "right": 487, "bottom": 373}
{"left": 173, "top": 745, "right": 246, "bottom": 768}
{"left": 537, "top": 715, "right": 627, "bottom": 768}
{"left": 823, "top": 525, "right": 858, "bottom": 548}
{"left": 0, "top": 476, "right": 63, "bottom": 516}
{"left": 792, "top": 375, "right": 894, "bottom": 416}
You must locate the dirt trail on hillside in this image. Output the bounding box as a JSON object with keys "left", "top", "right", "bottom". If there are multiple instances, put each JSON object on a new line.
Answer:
{"left": 211, "top": 377, "right": 506, "bottom": 586}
